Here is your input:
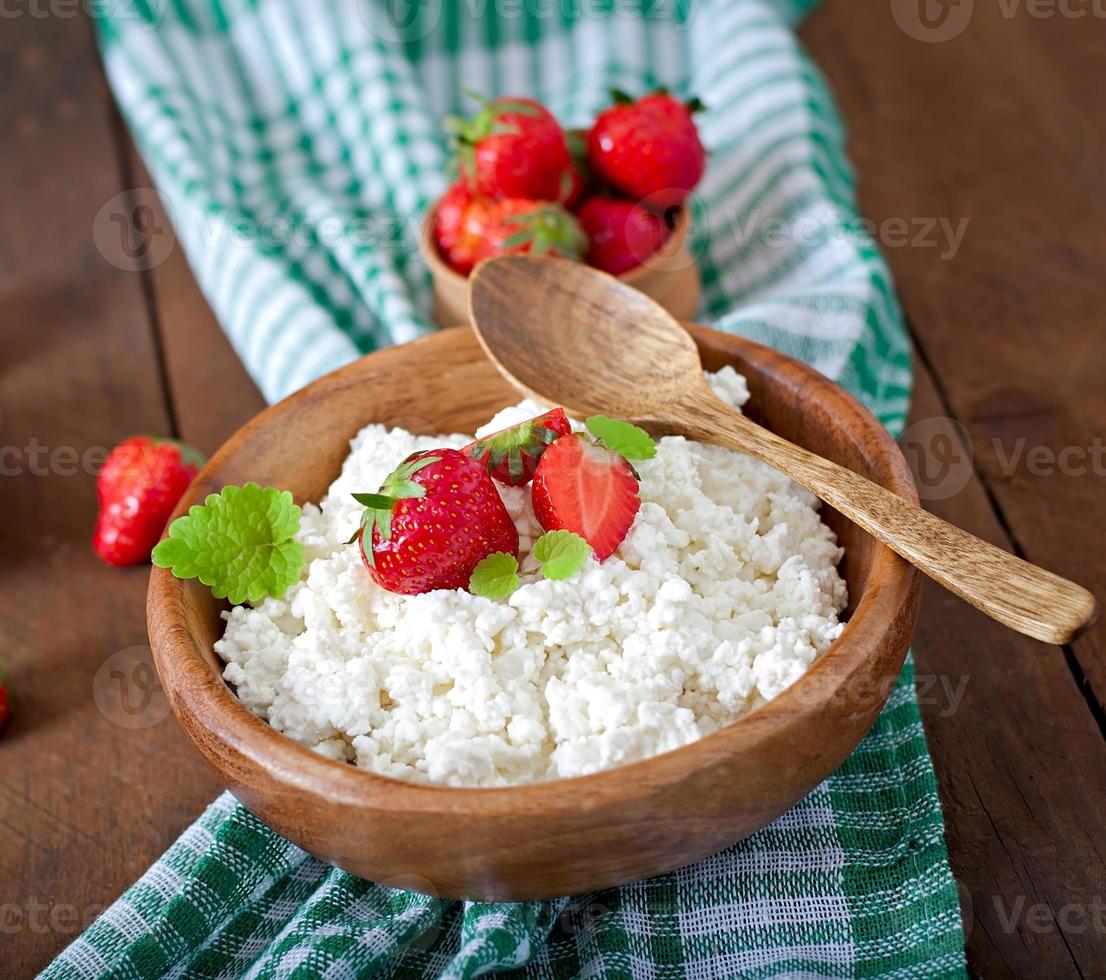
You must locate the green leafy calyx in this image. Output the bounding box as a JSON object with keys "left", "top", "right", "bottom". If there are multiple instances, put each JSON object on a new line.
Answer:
{"left": 469, "top": 552, "right": 521, "bottom": 598}
{"left": 533, "top": 530, "right": 593, "bottom": 581}
{"left": 151, "top": 483, "right": 304, "bottom": 605}
{"left": 446, "top": 89, "right": 541, "bottom": 183}
{"left": 468, "top": 418, "right": 561, "bottom": 483}
{"left": 501, "top": 205, "right": 586, "bottom": 260}
{"left": 350, "top": 454, "right": 441, "bottom": 556}
{"left": 585, "top": 416, "right": 656, "bottom": 461}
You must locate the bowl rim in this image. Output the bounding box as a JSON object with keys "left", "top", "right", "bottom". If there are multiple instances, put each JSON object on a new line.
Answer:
{"left": 421, "top": 198, "right": 694, "bottom": 287}
{"left": 147, "top": 324, "right": 919, "bottom": 819}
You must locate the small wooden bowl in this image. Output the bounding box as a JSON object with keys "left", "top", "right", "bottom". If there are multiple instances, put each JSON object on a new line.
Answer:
{"left": 422, "top": 202, "right": 702, "bottom": 327}
{"left": 147, "top": 325, "right": 920, "bottom": 901}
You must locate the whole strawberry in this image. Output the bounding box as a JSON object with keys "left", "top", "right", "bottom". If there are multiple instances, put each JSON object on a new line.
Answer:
{"left": 432, "top": 178, "right": 496, "bottom": 275}
{"left": 449, "top": 93, "right": 573, "bottom": 201}
{"left": 587, "top": 90, "right": 706, "bottom": 209}
{"left": 471, "top": 199, "right": 586, "bottom": 265}
{"left": 353, "top": 449, "right": 519, "bottom": 595}
{"left": 93, "top": 436, "right": 203, "bottom": 567}
{"left": 575, "top": 196, "right": 669, "bottom": 275}
{"left": 0, "top": 661, "right": 11, "bottom": 736}
{"left": 463, "top": 407, "right": 572, "bottom": 487}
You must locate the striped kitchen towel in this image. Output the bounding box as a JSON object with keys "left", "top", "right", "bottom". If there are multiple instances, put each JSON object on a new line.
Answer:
{"left": 48, "top": 0, "right": 966, "bottom": 976}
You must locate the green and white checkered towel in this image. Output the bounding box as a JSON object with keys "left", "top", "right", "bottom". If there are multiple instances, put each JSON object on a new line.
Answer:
{"left": 50, "top": 0, "right": 966, "bottom": 976}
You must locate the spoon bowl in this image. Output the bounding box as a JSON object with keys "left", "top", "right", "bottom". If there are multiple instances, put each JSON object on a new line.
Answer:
{"left": 469, "top": 255, "right": 702, "bottom": 419}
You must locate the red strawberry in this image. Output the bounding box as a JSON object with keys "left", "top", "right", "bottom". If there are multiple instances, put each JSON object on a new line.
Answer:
{"left": 93, "top": 436, "right": 203, "bottom": 567}
{"left": 432, "top": 178, "right": 497, "bottom": 275}
{"left": 0, "top": 662, "right": 11, "bottom": 736}
{"left": 560, "top": 163, "right": 586, "bottom": 210}
{"left": 587, "top": 91, "right": 706, "bottom": 209}
{"left": 471, "top": 198, "right": 586, "bottom": 264}
{"left": 354, "top": 449, "right": 519, "bottom": 595}
{"left": 563, "top": 128, "right": 590, "bottom": 206}
{"left": 462, "top": 407, "right": 572, "bottom": 487}
{"left": 433, "top": 178, "right": 473, "bottom": 264}
{"left": 575, "top": 195, "right": 669, "bottom": 275}
{"left": 449, "top": 94, "right": 573, "bottom": 201}
{"left": 531, "top": 433, "right": 641, "bottom": 560}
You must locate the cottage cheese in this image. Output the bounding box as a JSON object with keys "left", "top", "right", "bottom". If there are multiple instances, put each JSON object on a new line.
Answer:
{"left": 215, "top": 367, "right": 847, "bottom": 787}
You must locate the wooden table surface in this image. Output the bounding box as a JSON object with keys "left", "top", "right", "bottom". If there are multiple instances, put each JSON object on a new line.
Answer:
{"left": 2, "top": 6, "right": 1104, "bottom": 977}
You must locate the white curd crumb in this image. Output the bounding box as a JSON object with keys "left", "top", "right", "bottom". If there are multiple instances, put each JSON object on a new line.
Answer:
{"left": 214, "top": 366, "right": 847, "bottom": 787}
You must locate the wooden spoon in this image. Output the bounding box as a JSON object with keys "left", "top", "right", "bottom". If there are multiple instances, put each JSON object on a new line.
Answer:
{"left": 468, "top": 255, "right": 1099, "bottom": 645}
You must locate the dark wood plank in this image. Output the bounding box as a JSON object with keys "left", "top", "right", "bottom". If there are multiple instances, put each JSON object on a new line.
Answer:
{"left": 0, "top": 17, "right": 225, "bottom": 975}
{"left": 803, "top": 0, "right": 1106, "bottom": 711}
{"left": 802, "top": 7, "right": 1106, "bottom": 972}
{"left": 905, "top": 363, "right": 1106, "bottom": 977}
{"left": 125, "top": 149, "right": 267, "bottom": 454}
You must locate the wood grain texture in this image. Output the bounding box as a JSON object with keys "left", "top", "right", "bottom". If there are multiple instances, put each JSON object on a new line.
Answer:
{"left": 906, "top": 363, "right": 1106, "bottom": 978}
{"left": 422, "top": 200, "right": 701, "bottom": 327}
{"left": 469, "top": 256, "right": 1097, "bottom": 645}
{"left": 0, "top": 13, "right": 224, "bottom": 976}
{"left": 801, "top": 2, "right": 1106, "bottom": 718}
{"left": 146, "top": 324, "right": 920, "bottom": 901}
{"left": 126, "top": 150, "right": 267, "bottom": 454}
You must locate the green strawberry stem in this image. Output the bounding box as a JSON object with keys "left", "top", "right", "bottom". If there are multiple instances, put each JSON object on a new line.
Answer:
{"left": 446, "top": 90, "right": 541, "bottom": 182}
{"left": 501, "top": 205, "right": 586, "bottom": 260}
{"left": 350, "top": 454, "right": 441, "bottom": 554}
{"left": 140, "top": 435, "right": 207, "bottom": 469}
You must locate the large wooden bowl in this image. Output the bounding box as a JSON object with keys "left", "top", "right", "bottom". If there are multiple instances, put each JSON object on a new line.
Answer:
{"left": 147, "top": 325, "right": 920, "bottom": 901}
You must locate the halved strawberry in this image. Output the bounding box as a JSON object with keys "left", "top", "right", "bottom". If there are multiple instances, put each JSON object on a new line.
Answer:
{"left": 462, "top": 407, "right": 571, "bottom": 487}
{"left": 352, "top": 448, "right": 519, "bottom": 596}
{"left": 530, "top": 433, "right": 641, "bottom": 560}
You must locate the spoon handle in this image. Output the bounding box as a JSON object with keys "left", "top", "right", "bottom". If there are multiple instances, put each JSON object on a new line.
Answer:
{"left": 666, "top": 389, "right": 1098, "bottom": 645}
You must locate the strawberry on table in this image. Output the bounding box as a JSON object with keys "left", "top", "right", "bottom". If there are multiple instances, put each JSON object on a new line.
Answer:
{"left": 353, "top": 449, "right": 519, "bottom": 596}
{"left": 449, "top": 93, "right": 573, "bottom": 201}
{"left": 0, "top": 661, "right": 11, "bottom": 735}
{"left": 471, "top": 199, "right": 586, "bottom": 264}
{"left": 93, "top": 436, "right": 203, "bottom": 567}
{"left": 575, "top": 195, "right": 669, "bottom": 275}
{"left": 587, "top": 90, "right": 706, "bottom": 209}
{"left": 463, "top": 407, "right": 572, "bottom": 486}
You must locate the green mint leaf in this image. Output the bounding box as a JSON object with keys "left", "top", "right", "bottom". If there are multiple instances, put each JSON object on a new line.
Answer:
{"left": 585, "top": 416, "right": 656, "bottom": 461}
{"left": 533, "top": 530, "right": 592, "bottom": 581}
{"left": 151, "top": 483, "right": 304, "bottom": 605}
{"left": 469, "top": 552, "right": 520, "bottom": 599}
